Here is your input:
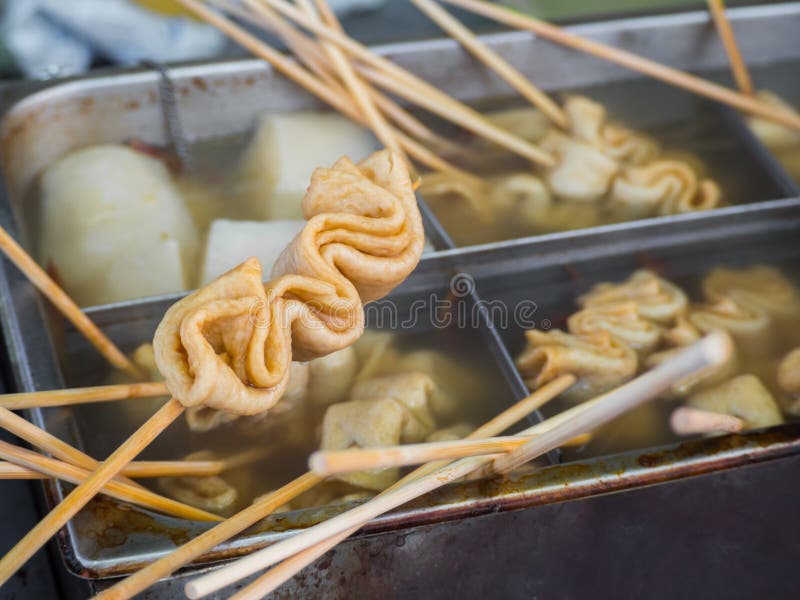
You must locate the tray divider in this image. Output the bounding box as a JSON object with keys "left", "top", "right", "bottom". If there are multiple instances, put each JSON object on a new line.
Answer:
{"left": 717, "top": 104, "right": 800, "bottom": 198}
{"left": 465, "top": 283, "right": 562, "bottom": 465}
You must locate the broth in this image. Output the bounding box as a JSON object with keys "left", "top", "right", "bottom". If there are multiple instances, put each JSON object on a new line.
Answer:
{"left": 543, "top": 259, "right": 800, "bottom": 461}
{"left": 737, "top": 59, "right": 800, "bottom": 186}
{"left": 64, "top": 325, "right": 513, "bottom": 515}
{"left": 23, "top": 75, "right": 788, "bottom": 306}
{"left": 417, "top": 80, "right": 785, "bottom": 246}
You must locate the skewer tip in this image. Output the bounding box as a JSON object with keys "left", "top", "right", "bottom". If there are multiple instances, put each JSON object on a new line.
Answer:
{"left": 307, "top": 451, "right": 327, "bottom": 475}
{"left": 185, "top": 580, "right": 203, "bottom": 600}
{"left": 670, "top": 405, "right": 744, "bottom": 435}
{"left": 700, "top": 330, "right": 734, "bottom": 367}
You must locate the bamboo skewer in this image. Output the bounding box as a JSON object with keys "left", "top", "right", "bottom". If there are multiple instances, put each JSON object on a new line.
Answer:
{"left": 190, "top": 378, "right": 573, "bottom": 599}
{"left": 94, "top": 471, "right": 323, "bottom": 600}
{"left": 188, "top": 333, "right": 730, "bottom": 599}
{"left": 0, "top": 463, "right": 46, "bottom": 479}
{"left": 312, "top": 436, "right": 526, "bottom": 475}
{"left": 0, "top": 441, "right": 221, "bottom": 522}
{"left": 707, "top": 0, "right": 753, "bottom": 96}
{"left": 0, "top": 406, "right": 122, "bottom": 473}
{"left": 177, "top": 0, "right": 475, "bottom": 180}
{"left": 409, "top": 0, "right": 568, "bottom": 128}
{"left": 217, "top": 446, "right": 275, "bottom": 471}
{"left": 0, "top": 381, "right": 168, "bottom": 410}
{"left": 489, "top": 331, "right": 732, "bottom": 476}
{"left": 256, "top": 0, "right": 555, "bottom": 166}
{"left": 368, "top": 90, "right": 467, "bottom": 157}
{"left": 670, "top": 406, "right": 744, "bottom": 435}
{"left": 0, "top": 397, "right": 185, "bottom": 587}
{"left": 94, "top": 375, "right": 574, "bottom": 600}
{"left": 440, "top": 0, "right": 800, "bottom": 131}
{"left": 241, "top": 0, "right": 517, "bottom": 172}
{"left": 0, "top": 401, "right": 246, "bottom": 479}
{"left": 0, "top": 227, "right": 141, "bottom": 378}
{"left": 310, "top": 429, "right": 593, "bottom": 475}
{"left": 219, "top": 0, "right": 461, "bottom": 157}
{"left": 298, "top": 0, "right": 403, "bottom": 156}
{"left": 210, "top": 0, "right": 341, "bottom": 89}
{"left": 0, "top": 459, "right": 240, "bottom": 479}
{"left": 0, "top": 405, "right": 147, "bottom": 492}
{"left": 104, "top": 445, "right": 273, "bottom": 479}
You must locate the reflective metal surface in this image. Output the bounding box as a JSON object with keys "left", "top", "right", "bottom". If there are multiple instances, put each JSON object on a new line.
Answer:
{"left": 0, "top": 3, "right": 797, "bottom": 592}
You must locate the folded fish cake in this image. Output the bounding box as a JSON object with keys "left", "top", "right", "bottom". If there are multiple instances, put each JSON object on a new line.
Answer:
{"left": 687, "top": 375, "right": 784, "bottom": 431}
{"left": 516, "top": 329, "right": 638, "bottom": 402}
{"left": 578, "top": 269, "right": 688, "bottom": 325}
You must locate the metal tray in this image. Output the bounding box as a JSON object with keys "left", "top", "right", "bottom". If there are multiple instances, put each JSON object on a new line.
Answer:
{"left": 44, "top": 263, "right": 531, "bottom": 578}
{"left": 92, "top": 199, "right": 800, "bottom": 591}
{"left": 0, "top": 2, "right": 799, "bottom": 590}
{"left": 725, "top": 58, "right": 800, "bottom": 191}
{"left": 1, "top": 4, "right": 800, "bottom": 271}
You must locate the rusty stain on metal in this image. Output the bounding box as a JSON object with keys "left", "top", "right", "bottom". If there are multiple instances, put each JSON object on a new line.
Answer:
{"left": 54, "top": 424, "right": 800, "bottom": 578}
{"left": 191, "top": 77, "right": 208, "bottom": 92}
{"left": 78, "top": 97, "right": 94, "bottom": 115}
{"left": 77, "top": 498, "right": 192, "bottom": 551}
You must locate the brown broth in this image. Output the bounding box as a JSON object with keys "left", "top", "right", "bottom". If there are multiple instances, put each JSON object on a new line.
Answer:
{"left": 417, "top": 80, "right": 784, "bottom": 247}
{"left": 556, "top": 261, "right": 800, "bottom": 461}
{"left": 67, "top": 326, "right": 514, "bottom": 514}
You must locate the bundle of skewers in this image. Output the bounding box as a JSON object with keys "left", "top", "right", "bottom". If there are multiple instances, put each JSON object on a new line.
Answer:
{"left": 177, "top": 0, "right": 800, "bottom": 245}
{"left": 0, "top": 0, "right": 794, "bottom": 598}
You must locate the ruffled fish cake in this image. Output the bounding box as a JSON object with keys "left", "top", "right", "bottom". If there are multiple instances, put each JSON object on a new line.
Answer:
{"left": 578, "top": 269, "right": 688, "bottom": 325}
{"left": 153, "top": 150, "right": 423, "bottom": 416}
{"left": 516, "top": 329, "right": 637, "bottom": 402}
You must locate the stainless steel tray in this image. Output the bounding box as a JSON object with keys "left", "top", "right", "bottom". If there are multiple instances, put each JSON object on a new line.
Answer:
{"left": 15, "top": 199, "right": 800, "bottom": 582}
{"left": 1, "top": 4, "right": 800, "bottom": 264}
{"left": 0, "top": 2, "right": 799, "bottom": 589}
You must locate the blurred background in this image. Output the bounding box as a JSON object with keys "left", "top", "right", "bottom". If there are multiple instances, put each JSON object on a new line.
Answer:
{"left": 0, "top": 0, "right": 783, "bottom": 81}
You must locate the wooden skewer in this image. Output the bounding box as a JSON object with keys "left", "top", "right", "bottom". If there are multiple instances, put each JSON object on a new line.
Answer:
{"left": 563, "top": 431, "right": 592, "bottom": 446}
{"left": 224, "top": 0, "right": 349, "bottom": 95}
{"left": 0, "top": 441, "right": 221, "bottom": 522}
{"left": 670, "top": 405, "right": 744, "bottom": 435}
{"left": 310, "top": 435, "right": 531, "bottom": 475}
{"left": 440, "top": 0, "right": 800, "bottom": 131}
{"left": 94, "top": 471, "right": 323, "bottom": 600}
{"left": 489, "top": 331, "right": 732, "bottom": 476}
{"left": 123, "top": 459, "right": 225, "bottom": 478}
{"left": 218, "top": 446, "right": 275, "bottom": 471}
{"left": 0, "top": 401, "right": 230, "bottom": 479}
{"left": 239, "top": 0, "right": 482, "bottom": 173}
{"left": 0, "top": 458, "right": 231, "bottom": 479}
{"left": 311, "top": 428, "right": 593, "bottom": 475}
{"left": 300, "top": 0, "right": 403, "bottom": 156}
{"left": 0, "top": 397, "right": 185, "bottom": 587}
{"left": 368, "top": 91, "right": 466, "bottom": 157}
{"left": 0, "top": 227, "right": 141, "bottom": 378}
{"left": 233, "top": 0, "right": 438, "bottom": 171}
{"left": 95, "top": 375, "right": 574, "bottom": 600}
{"left": 409, "top": 0, "right": 568, "bottom": 128}
{"left": 189, "top": 333, "right": 730, "bottom": 599}
{"left": 706, "top": 0, "right": 754, "bottom": 96}
{"left": 0, "top": 406, "right": 120, "bottom": 473}
{"left": 0, "top": 381, "right": 168, "bottom": 410}
{"left": 257, "top": 0, "right": 556, "bottom": 166}
{"left": 214, "top": 0, "right": 461, "bottom": 157}
{"left": 178, "top": 0, "right": 475, "bottom": 180}
{"left": 0, "top": 406, "right": 146, "bottom": 491}
{"left": 239, "top": 0, "right": 466, "bottom": 163}
{"left": 0, "top": 462, "right": 46, "bottom": 479}
{"left": 185, "top": 375, "right": 574, "bottom": 599}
